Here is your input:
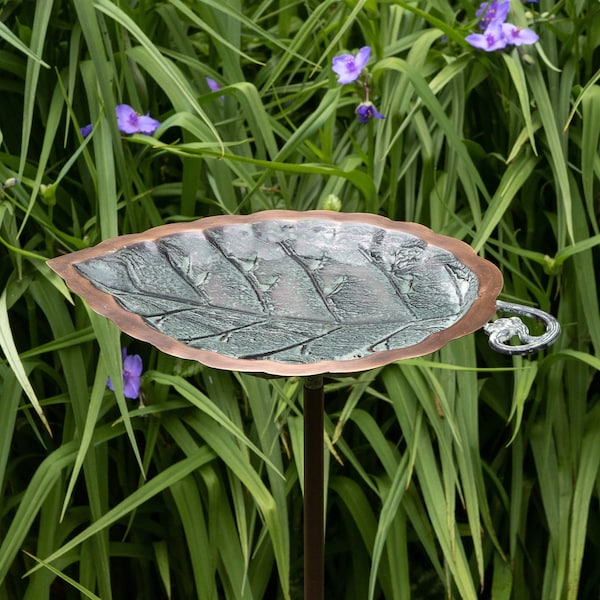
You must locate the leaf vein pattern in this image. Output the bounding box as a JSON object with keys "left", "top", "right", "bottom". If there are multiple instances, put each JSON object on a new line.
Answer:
{"left": 278, "top": 240, "right": 342, "bottom": 323}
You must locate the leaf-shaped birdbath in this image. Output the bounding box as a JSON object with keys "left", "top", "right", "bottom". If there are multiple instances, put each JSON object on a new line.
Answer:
{"left": 47, "top": 210, "right": 503, "bottom": 376}
{"left": 47, "top": 210, "right": 558, "bottom": 600}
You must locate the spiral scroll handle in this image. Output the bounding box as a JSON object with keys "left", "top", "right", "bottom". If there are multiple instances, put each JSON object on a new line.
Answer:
{"left": 483, "top": 300, "right": 561, "bottom": 355}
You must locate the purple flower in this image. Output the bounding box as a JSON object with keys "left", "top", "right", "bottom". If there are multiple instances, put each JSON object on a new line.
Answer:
{"left": 206, "top": 77, "right": 221, "bottom": 93}
{"left": 476, "top": 0, "right": 510, "bottom": 29}
{"left": 332, "top": 46, "right": 371, "bottom": 84}
{"left": 501, "top": 23, "right": 539, "bottom": 45}
{"left": 356, "top": 101, "right": 385, "bottom": 124}
{"left": 80, "top": 105, "right": 160, "bottom": 138}
{"left": 107, "top": 348, "right": 143, "bottom": 399}
{"left": 466, "top": 19, "right": 538, "bottom": 51}
{"left": 467, "top": 0, "right": 538, "bottom": 52}
{"left": 466, "top": 22, "right": 508, "bottom": 51}
{"left": 116, "top": 104, "right": 160, "bottom": 135}
{"left": 205, "top": 77, "right": 225, "bottom": 100}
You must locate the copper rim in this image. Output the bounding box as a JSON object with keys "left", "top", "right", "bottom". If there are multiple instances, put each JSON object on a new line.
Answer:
{"left": 47, "top": 210, "right": 504, "bottom": 376}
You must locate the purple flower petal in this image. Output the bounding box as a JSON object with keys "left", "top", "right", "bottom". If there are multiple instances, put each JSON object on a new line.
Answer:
{"left": 206, "top": 77, "right": 225, "bottom": 100}
{"left": 466, "top": 22, "right": 508, "bottom": 51}
{"left": 135, "top": 113, "right": 161, "bottom": 134}
{"left": 353, "top": 46, "right": 371, "bottom": 71}
{"left": 205, "top": 77, "right": 221, "bottom": 92}
{"left": 501, "top": 23, "right": 539, "bottom": 45}
{"left": 123, "top": 353, "right": 143, "bottom": 377}
{"left": 80, "top": 124, "right": 93, "bottom": 138}
{"left": 332, "top": 46, "right": 372, "bottom": 84}
{"left": 115, "top": 104, "right": 141, "bottom": 134}
{"left": 123, "top": 374, "right": 141, "bottom": 399}
{"left": 332, "top": 56, "right": 359, "bottom": 84}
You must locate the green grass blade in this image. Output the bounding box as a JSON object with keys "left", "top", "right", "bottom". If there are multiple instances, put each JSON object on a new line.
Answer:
{"left": 0, "top": 21, "right": 49, "bottom": 66}
{"left": 368, "top": 455, "right": 410, "bottom": 600}
{"left": 472, "top": 153, "right": 538, "bottom": 252}
{"left": 22, "top": 551, "right": 102, "bottom": 600}
{"left": 0, "top": 285, "right": 50, "bottom": 434}
{"left": 17, "top": 0, "right": 53, "bottom": 182}
{"left": 59, "top": 355, "right": 109, "bottom": 520}
{"left": 148, "top": 370, "right": 283, "bottom": 476}
{"left": 25, "top": 446, "right": 216, "bottom": 577}
{"left": 183, "top": 411, "right": 290, "bottom": 599}
{"left": 526, "top": 63, "right": 574, "bottom": 243}
{"left": 580, "top": 84, "right": 600, "bottom": 231}
{"left": 567, "top": 404, "right": 600, "bottom": 600}
{"left": 169, "top": 475, "right": 216, "bottom": 599}
{"left": 0, "top": 423, "right": 125, "bottom": 582}
{"left": 86, "top": 309, "right": 145, "bottom": 475}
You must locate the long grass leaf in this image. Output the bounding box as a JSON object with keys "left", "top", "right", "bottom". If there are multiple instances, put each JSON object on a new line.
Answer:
{"left": 0, "top": 368, "right": 23, "bottom": 495}
{"left": 169, "top": 475, "right": 216, "bottom": 599}
{"left": 183, "top": 411, "right": 290, "bottom": 599}
{"left": 0, "top": 286, "right": 50, "bottom": 434}
{"left": 86, "top": 309, "right": 145, "bottom": 475}
{"left": 25, "top": 446, "right": 216, "bottom": 577}
{"left": 374, "top": 57, "right": 489, "bottom": 220}
{"left": 567, "top": 404, "right": 600, "bottom": 600}
{"left": 149, "top": 140, "right": 377, "bottom": 200}
{"left": 472, "top": 153, "right": 538, "bottom": 252}
{"left": 0, "top": 21, "right": 49, "bottom": 66}
{"left": 502, "top": 52, "right": 537, "bottom": 155}
{"left": 22, "top": 552, "right": 102, "bottom": 600}
{"left": 368, "top": 455, "right": 410, "bottom": 600}
{"left": 148, "top": 370, "right": 282, "bottom": 476}
{"left": 0, "top": 423, "right": 126, "bottom": 582}
{"left": 527, "top": 63, "right": 574, "bottom": 243}
{"left": 580, "top": 85, "right": 600, "bottom": 231}
{"left": 59, "top": 356, "right": 109, "bottom": 520}
{"left": 17, "top": 0, "right": 54, "bottom": 182}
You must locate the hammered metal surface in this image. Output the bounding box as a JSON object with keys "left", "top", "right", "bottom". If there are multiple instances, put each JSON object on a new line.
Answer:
{"left": 47, "top": 211, "right": 503, "bottom": 375}
{"left": 76, "top": 220, "right": 478, "bottom": 360}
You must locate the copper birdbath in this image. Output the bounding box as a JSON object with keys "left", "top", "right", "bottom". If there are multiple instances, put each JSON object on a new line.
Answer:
{"left": 47, "top": 210, "right": 560, "bottom": 599}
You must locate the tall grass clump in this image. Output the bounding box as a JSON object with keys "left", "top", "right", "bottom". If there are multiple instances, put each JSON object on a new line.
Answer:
{"left": 1, "top": 0, "right": 599, "bottom": 598}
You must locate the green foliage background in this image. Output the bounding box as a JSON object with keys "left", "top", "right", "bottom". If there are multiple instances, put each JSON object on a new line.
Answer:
{"left": 1, "top": 0, "right": 599, "bottom": 598}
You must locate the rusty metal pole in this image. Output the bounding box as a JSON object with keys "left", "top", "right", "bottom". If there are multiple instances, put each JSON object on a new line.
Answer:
{"left": 303, "top": 374, "right": 324, "bottom": 600}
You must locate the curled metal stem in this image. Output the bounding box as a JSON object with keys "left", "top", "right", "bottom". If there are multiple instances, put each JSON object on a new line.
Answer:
{"left": 484, "top": 300, "right": 561, "bottom": 355}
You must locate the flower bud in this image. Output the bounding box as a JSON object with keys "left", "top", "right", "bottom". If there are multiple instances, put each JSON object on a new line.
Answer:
{"left": 40, "top": 183, "right": 57, "bottom": 206}
{"left": 319, "top": 194, "right": 342, "bottom": 212}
